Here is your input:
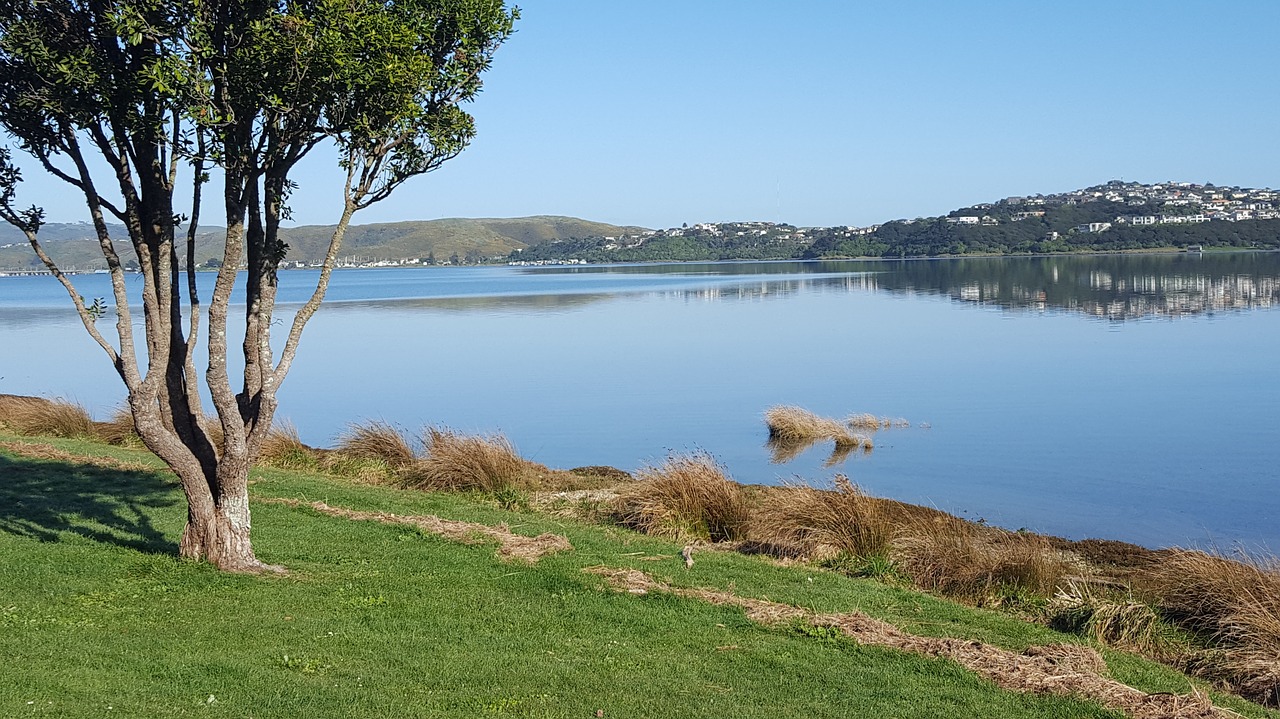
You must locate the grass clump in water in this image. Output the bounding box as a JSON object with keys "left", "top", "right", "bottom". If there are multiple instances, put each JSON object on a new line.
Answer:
{"left": 764, "top": 406, "right": 870, "bottom": 465}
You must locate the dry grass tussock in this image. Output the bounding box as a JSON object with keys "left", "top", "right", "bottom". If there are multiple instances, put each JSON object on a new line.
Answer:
{"left": 765, "top": 405, "right": 858, "bottom": 446}
{"left": 1146, "top": 549, "right": 1280, "bottom": 706}
{"left": 1049, "top": 582, "right": 1175, "bottom": 659}
{"left": 764, "top": 406, "right": 870, "bottom": 466}
{"left": 257, "top": 423, "right": 319, "bottom": 470}
{"left": 750, "top": 476, "right": 898, "bottom": 560}
{"left": 92, "top": 405, "right": 142, "bottom": 447}
{"left": 611, "top": 454, "right": 750, "bottom": 542}
{"left": 0, "top": 394, "right": 95, "bottom": 438}
{"left": 892, "top": 516, "right": 1071, "bottom": 605}
{"left": 399, "top": 427, "right": 546, "bottom": 492}
{"left": 846, "top": 413, "right": 911, "bottom": 431}
{"left": 336, "top": 420, "right": 417, "bottom": 469}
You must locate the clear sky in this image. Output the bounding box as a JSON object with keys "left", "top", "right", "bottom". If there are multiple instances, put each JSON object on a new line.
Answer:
{"left": 14, "top": 0, "right": 1280, "bottom": 230}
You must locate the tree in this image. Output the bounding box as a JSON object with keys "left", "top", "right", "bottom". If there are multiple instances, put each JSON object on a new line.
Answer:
{"left": 0, "top": 0, "right": 517, "bottom": 572}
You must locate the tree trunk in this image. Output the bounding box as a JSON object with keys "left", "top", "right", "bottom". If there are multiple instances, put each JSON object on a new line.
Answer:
{"left": 176, "top": 462, "right": 281, "bottom": 573}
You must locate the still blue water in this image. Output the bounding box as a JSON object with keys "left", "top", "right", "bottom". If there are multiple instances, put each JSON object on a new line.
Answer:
{"left": 2, "top": 254, "right": 1278, "bottom": 550}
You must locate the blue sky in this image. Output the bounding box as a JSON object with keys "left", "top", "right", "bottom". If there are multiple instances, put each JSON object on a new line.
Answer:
{"left": 16, "top": 0, "right": 1280, "bottom": 229}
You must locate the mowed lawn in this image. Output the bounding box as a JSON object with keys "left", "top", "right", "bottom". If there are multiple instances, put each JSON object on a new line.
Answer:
{"left": 1, "top": 436, "right": 1271, "bottom": 719}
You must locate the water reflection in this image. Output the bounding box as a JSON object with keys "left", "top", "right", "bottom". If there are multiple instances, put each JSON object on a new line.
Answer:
{"left": 316, "top": 292, "right": 614, "bottom": 315}
{"left": 522, "top": 253, "right": 1280, "bottom": 321}
{"left": 3, "top": 253, "right": 1279, "bottom": 328}
{"left": 833, "top": 253, "right": 1280, "bottom": 321}
{"left": 766, "top": 435, "right": 870, "bottom": 467}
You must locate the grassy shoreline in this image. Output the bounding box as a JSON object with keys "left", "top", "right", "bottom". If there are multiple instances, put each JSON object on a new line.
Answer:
{"left": 2, "top": 395, "right": 1279, "bottom": 717}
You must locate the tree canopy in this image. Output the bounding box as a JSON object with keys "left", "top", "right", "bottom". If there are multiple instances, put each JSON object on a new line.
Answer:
{"left": 0, "top": 0, "right": 517, "bottom": 571}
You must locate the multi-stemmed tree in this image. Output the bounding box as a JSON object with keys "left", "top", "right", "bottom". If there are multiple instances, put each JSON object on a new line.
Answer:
{"left": 0, "top": 0, "right": 516, "bottom": 571}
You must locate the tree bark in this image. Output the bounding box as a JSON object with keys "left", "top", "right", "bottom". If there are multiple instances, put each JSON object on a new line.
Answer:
{"left": 176, "top": 460, "right": 280, "bottom": 573}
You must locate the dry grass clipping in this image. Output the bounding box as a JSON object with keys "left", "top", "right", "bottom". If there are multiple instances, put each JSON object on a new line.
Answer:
{"left": 0, "top": 394, "right": 95, "bottom": 438}
{"left": 0, "top": 439, "right": 157, "bottom": 473}
{"left": 587, "top": 566, "right": 1237, "bottom": 719}
{"left": 750, "top": 475, "right": 898, "bottom": 560}
{"left": 265, "top": 498, "right": 572, "bottom": 563}
{"left": 398, "top": 427, "right": 550, "bottom": 492}
{"left": 612, "top": 454, "right": 750, "bottom": 542}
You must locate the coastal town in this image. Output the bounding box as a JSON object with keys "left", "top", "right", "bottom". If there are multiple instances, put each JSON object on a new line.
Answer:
{"left": 3, "top": 180, "right": 1279, "bottom": 274}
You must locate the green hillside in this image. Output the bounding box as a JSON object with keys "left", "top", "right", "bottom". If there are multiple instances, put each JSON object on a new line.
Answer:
{"left": 0, "top": 216, "right": 648, "bottom": 271}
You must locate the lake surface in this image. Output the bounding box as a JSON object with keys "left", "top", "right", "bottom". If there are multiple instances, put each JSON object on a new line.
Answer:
{"left": 2, "top": 253, "right": 1278, "bottom": 551}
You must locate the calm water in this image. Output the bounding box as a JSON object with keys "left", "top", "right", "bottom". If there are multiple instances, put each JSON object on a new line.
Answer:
{"left": 2, "top": 253, "right": 1278, "bottom": 550}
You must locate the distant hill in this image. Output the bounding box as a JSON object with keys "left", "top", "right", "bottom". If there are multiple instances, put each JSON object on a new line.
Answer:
{"left": 0, "top": 216, "right": 648, "bottom": 270}
{"left": 513, "top": 181, "right": 1280, "bottom": 264}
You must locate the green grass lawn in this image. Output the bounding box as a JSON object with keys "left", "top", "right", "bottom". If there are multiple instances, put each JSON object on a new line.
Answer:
{"left": 1, "top": 436, "right": 1274, "bottom": 719}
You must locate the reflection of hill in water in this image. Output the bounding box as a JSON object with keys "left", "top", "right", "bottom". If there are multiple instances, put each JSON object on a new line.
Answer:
{"left": 834, "top": 253, "right": 1280, "bottom": 321}
{"left": 317, "top": 292, "right": 613, "bottom": 314}
{"left": 5, "top": 254, "right": 1278, "bottom": 325}
{"left": 524, "top": 254, "right": 1280, "bottom": 320}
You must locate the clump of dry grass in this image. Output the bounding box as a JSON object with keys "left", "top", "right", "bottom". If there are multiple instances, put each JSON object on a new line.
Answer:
{"left": 765, "top": 405, "right": 852, "bottom": 444}
{"left": 611, "top": 453, "right": 750, "bottom": 542}
{"left": 764, "top": 406, "right": 870, "bottom": 465}
{"left": 335, "top": 420, "right": 417, "bottom": 469}
{"left": 1049, "top": 583, "right": 1174, "bottom": 657}
{"left": 257, "top": 423, "right": 319, "bottom": 470}
{"left": 846, "top": 413, "right": 911, "bottom": 431}
{"left": 750, "top": 475, "right": 898, "bottom": 560}
{"left": 892, "top": 518, "right": 1070, "bottom": 605}
{"left": 93, "top": 405, "right": 142, "bottom": 447}
{"left": 1144, "top": 549, "right": 1280, "bottom": 706}
{"left": 0, "top": 394, "right": 95, "bottom": 438}
{"left": 399, "top": 427, "right": 542, "bottom": 492}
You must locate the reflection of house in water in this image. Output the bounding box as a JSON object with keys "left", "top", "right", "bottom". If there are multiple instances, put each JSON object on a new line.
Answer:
{"left": 527, "top": 256, "right": 1280, "bottom": 322}
{"left": 944, "top": 265, "right": 1279, "bottom": 320}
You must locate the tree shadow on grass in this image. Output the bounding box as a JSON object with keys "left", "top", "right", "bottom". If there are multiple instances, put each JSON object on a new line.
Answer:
{"left": 0, "top": 453, "right": 180, "bottom": 554}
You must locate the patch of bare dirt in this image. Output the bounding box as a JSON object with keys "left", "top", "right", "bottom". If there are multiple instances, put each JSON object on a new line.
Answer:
{"left": 584, "top": 567, "right": 1237, "bottom": 719}
{"left": 0, "top": 440, "right": 157, "bottom": 474}
{"left": 265, "top": 499, "right": 572, "bottom": 563}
